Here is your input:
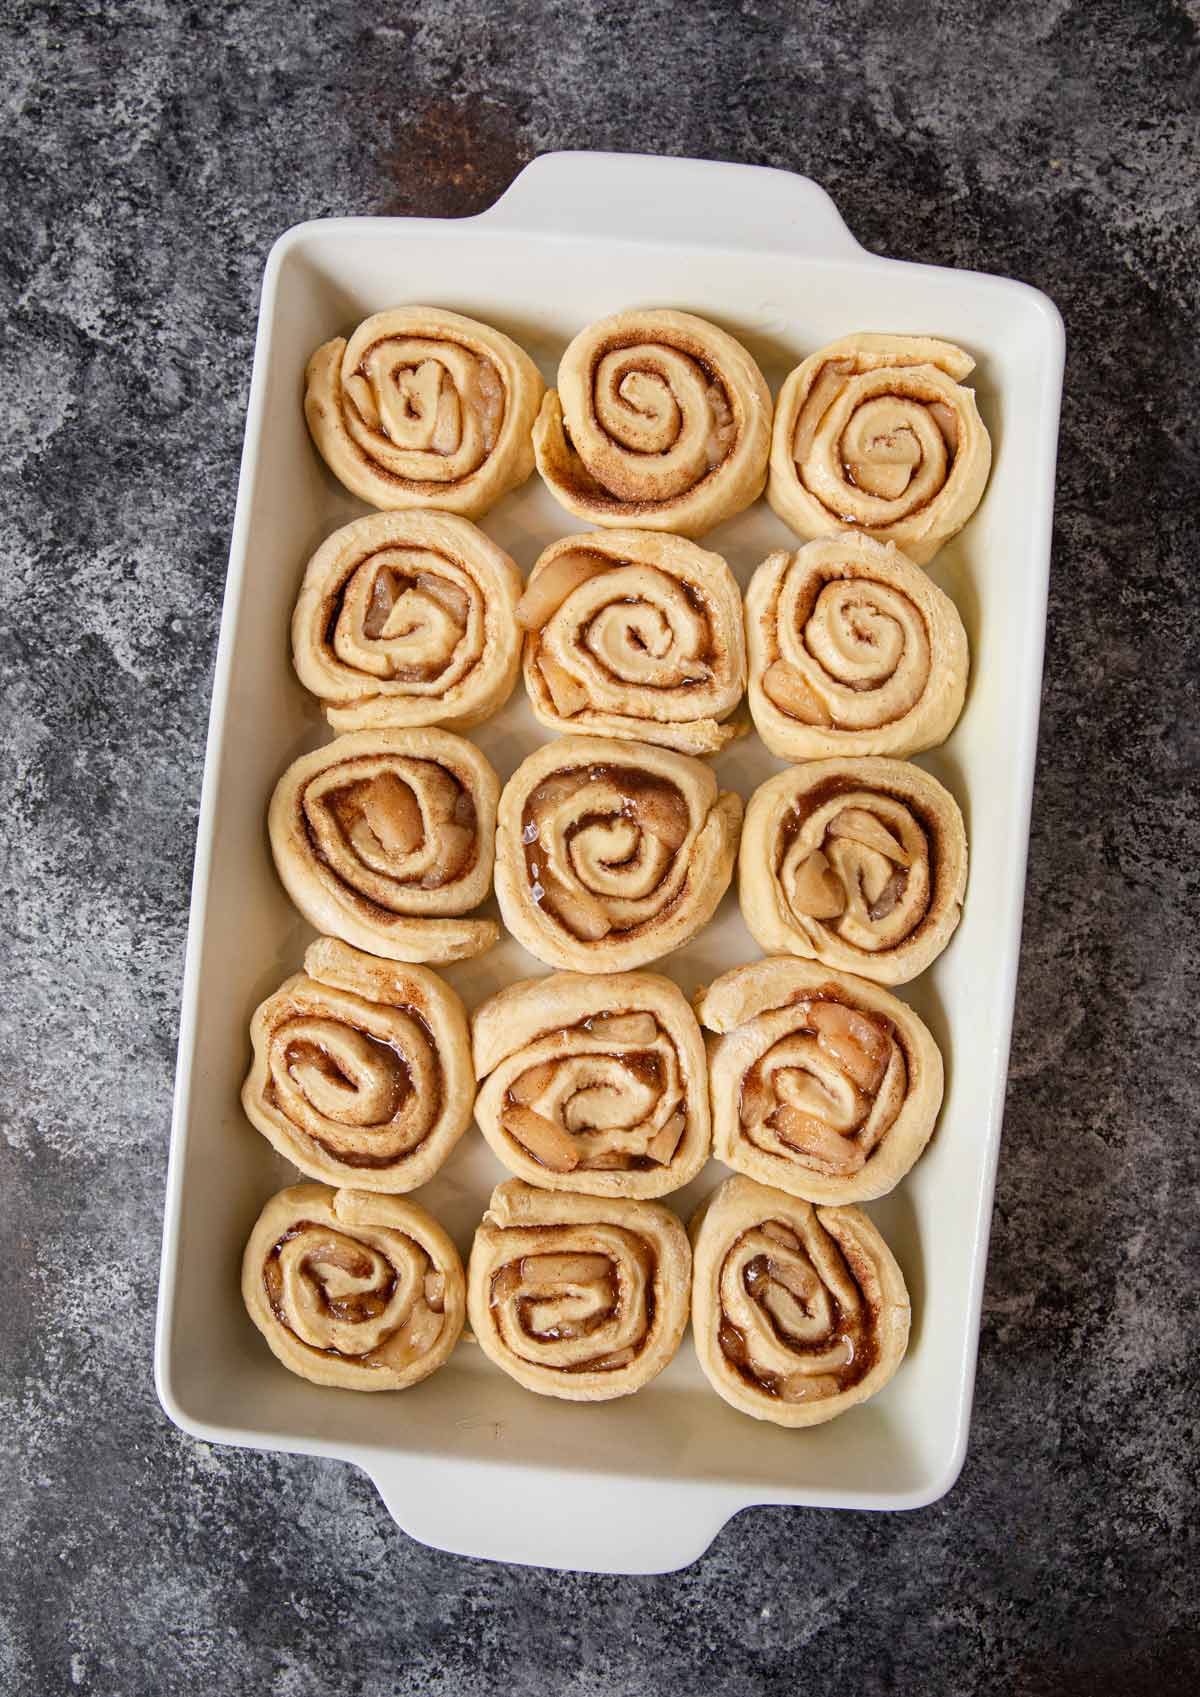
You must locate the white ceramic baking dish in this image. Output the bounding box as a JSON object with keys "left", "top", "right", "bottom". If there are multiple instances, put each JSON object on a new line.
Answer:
{"left": 154, "top": 150, "right": 1064, "bottom": 1573}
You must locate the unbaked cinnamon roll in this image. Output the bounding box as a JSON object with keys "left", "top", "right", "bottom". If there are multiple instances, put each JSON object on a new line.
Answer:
{"left": 305, "top": 306, "right": 544, "bottom": 517}
{"left": 695, "top": 957, "right": 942, "bottom": 1203}
{"left": 533, "top": 308, "right": 772, "bottom": 537}
{"left": 768, "top": 334, "right": 991, "bottom": 564}
{"left": 242, "top": 1183, "right": 465, "bottom": 1390}
{"left": 739, "top": 758, "right": 967, "bottom": 985}
{"left": 472, "top": 971, "right": 710, "bottom": 1197}
{"left": 690, "top": 1175, "right": 909, "bottom": 1426}
{"left": 292, "top": 511, "right": 523, "bottom": 732}
{"left": 467, "top": 1180, "right": 691, "bottom": 1400}
{"left": 746, "top": 534, "right": 968, "bottom": 759}
{"left": 242, "top": 938, "right": 473, "bottom": 1191}
{"left": 269, "top": 727, "right": 499, "bottom": 964}
{"left": 494, "top": 735, "right": 742, "bottom": 972}
{"left": 518, "top": 529, "right": 746, "bottom": 754}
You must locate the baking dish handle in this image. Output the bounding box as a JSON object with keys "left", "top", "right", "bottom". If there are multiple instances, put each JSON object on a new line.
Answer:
{"left": 477, "top": 150, "right": 865, "bottom": 258}
{"left": 365, "top": 1454, "right": 744, "bottom": 1574}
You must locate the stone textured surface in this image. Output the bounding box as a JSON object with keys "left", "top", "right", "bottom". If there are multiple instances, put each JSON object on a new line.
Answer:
{"left": 2, "top": 1, "right": 1197, "bottom": 1691}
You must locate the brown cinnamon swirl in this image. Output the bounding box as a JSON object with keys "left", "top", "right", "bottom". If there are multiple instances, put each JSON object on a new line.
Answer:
{"left": 467, "top": 1180, "right": 691, "bottom": 1401}
{"left": 518, "top": 528, "right": 746, "bottom": 754}
{"left": 494, "top": 735, "right": 742, "bottom": 972}
{"left": 746, "top": 534, "right": 968, "bottom": 759}
{"left": 305, "top": 306, "right": 543, "bottom": 517}
{"left": 472, "top": 971, "right": 710, "bottom": 1197}
{"left": 268, "top": 727, "right": 499, "bottom": 964}
{"left": 533, "top": 308, "right": 771, "bottom": 537}
{"left": 242, "top": 1184, "right": 465, "bottom": 1390}
{"left": 242, "top": 938, "right": 473, "bottom": 1191}
{"left": 690, "top": 1175, "right": 910, "bottom": 1426}
{"left": 767, "top": 334, "right": 991, "bottom": 564}
{"left": 695, "top": 956, "right": 943, "bottom": 1203}
{"left": 292, "top": 511, "right": 523, "bottom": 732}
{"left": 739, "top": 757, "right": 967, "bottom": 985}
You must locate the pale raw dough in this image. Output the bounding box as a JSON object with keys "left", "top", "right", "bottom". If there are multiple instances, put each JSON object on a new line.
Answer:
{"left": 242, "top": 937, "right": 474, "bottom": 1191}
{"left": 519, "top": 528, "right": 747, "bottom": 754}
{"left": 467, "top": 1179, "right": 691, "bottom": 1401}
{"left": 268, "top": 726, "right": 499, "bottom": 964}
{"left": 694, "top": 956, "right": 943, "bottom": 1203}
{"left": 472, "top": 970, "right": 711, "bottom": 1198}
{"left": 739, "top": 756, "right": 967, "bottom": 985}
{"left": 533, "top": 308, "right": 772, "bottom": 538}
{"left": 494, "top": 734, "right": 743, "bottom": 972}
{"left": 242, "top": 1183, "right": 465, "bottom": 1390}
{"left": 292, "top": 510, "right": 523, "bottom": 732}
{"left": 304, "top": 306, "right": 544, "bottom": 518}
{"left": 767, "top": 333, "right": 992, "bottom": 565}
{"left": 689, "top": 1174, "right": 910, "bottom": 1427}
{"left": 745, "top": 534, "right": 968, "bottom": 759}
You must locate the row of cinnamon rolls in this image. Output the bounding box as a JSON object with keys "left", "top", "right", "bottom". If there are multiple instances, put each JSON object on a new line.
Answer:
{"left": 305, "top": 306, "right": 990, "bottom": 560}
{"left": 244, "top": 1172, "right": 909, "bottom": 1428}
{"left": 269, "top": 729, "right": 966, "bottom": 982}
{"left": 244, "top": 948, "right": 942, "bottom": 1204}
{"left": 293, "top": 513, "right": 968, "bottom": 762}
{"left": 241, "top": 952, "right": 921, "bottom": 1423}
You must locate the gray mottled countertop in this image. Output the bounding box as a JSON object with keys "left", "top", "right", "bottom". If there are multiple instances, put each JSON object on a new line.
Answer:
{"left": 2, "top": 1, "right": 1197, "bottom": 1692}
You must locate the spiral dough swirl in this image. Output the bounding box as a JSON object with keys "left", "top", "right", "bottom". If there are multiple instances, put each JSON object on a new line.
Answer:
{"left": 242, "top": 938, "right": 474, "bottom": 1191}
{"left": 467, "top": 1180, "right": 691, "bottom": 1400}
{"left": 494, "top": 735, "right": 743, "bottom": 973}
{"left": 268, "top": 727, "right": 500, "bottom": 965}
{"left": 292, "top": 511, "right": 523, "bottom": 733}
{"left": 739, "top": 757, "right": 967, "bottom": 986}
{"left": 746, "top": 535, "right": 968, "bottom": 760}
{"left": 533, "top": 308, "right": 772, "bottom": 538}
{"left": 690, "top": 1175, "right": 910, "bottom": 1427}
{"left": 517, "top": 528, "right": 747, "bottom": 754}
{"left": 242, "top": 1184, "right": 466, "bottom": 1390}
{"left": 304, "top": 306, "right": 544, "bottom": 517}
{"left": 472, "top": 971, "right": 711, "bottom": 1198}
{"left": 695, "top": 957, "right": 943, "bottom": 1204}
{"left": 767, "top": 334, "right": 991, "bottom": 565}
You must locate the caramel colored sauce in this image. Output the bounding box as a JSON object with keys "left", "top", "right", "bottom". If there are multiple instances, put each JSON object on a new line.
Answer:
{"left": 486, "top": 1231, "right": 656, "bottom": 1370}
{"left": 717, "top": 1231, "right": 877, "bottom": 1399}
{"left": 501, "top": 1014, "right": 675, "bottom": 1172}
{"left": 304, "top": 755, "right": 480, "bottom": 908}
{"left": 263, "top": 1220, "right": 400, "bottom": 1347}
{"left": 521, "top": 763, "right": 691, "bottom": 941}
{"left": 264, "top": 1000, "right": 444, "bottom": 1170}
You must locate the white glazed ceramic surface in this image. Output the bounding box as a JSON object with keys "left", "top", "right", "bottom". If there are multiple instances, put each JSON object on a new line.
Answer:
{"left": 155, "top": 151, "right": 1064, "bottom": 1573}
